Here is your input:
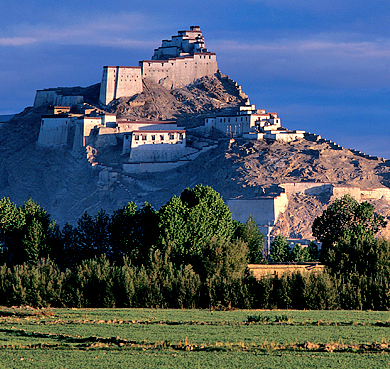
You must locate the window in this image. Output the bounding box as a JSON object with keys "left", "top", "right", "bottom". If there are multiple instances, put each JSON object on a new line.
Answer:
{"left": 134, "top": 135, "right": 139, "bottom": 141}
{"left": 160, "top": 135, "right": 164, "bottom": 141}
{"left": 142, "top": 135, "right": 147, "bottom": 140}
{"left": 179, "top": 133, "right": 184, "bottom": 140}
{"left": 169, "top": 133, "right": 175, "bottom": 140}
{"left": 151, "top": 135, "right": 156, "bottom": 141}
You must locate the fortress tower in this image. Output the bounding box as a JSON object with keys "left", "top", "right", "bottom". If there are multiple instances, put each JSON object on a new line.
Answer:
{"left": 99, "top": 26, "right": 219, "bottom": 105}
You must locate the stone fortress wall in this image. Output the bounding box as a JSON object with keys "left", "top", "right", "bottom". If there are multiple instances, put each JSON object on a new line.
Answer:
{"left": 99, "top": 67, "right": 142, "bottom": 108}
{"left": 228, "top": 193, "right": 288, "bottom": 236}
{"left": 99, "top": 26, "right": 219, "bottom": 105}
{"left": 34, "top": 89, "right": 84, "bottom": 108}
{"left": 33, "top": 25, "right": 390, "bottom": 200}
{"left": 229, "top": 182, "right": 390, "bottom": 239}
{"left": 306, "top": 133, "right": 388, "bottom": 162}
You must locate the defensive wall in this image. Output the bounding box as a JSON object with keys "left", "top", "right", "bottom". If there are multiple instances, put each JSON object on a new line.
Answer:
{"left": 99, "top": 66, "right": 143, "bottom": 106}
{"left": 228, "top": 192, "right": 288, "bottom": 235}
{"left": 122, "top": 144, "right": 217, "bottom": 174}
{"left": 34, "top": 89, "right": 84, "bottom": 108}
{"left": 280, "top": 182, "right": 390, "bottom": 202}
{"left": 306, "top": 133, "right": 388, "bottom": 162}
{"left": 229, "top": 182, "right": 390, "bottom": 239}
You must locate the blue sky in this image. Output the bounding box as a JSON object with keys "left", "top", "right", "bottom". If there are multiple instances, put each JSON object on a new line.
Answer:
{"left": 1, "top": 0, "right": 390, "bottom": 158}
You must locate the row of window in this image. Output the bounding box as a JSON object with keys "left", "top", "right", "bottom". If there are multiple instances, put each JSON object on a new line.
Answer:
{"left": 148, "top": 62, "right": 175, "bottom": 67}
{"left": 134, "top": 133, "right": 184, "bottom": 141}
{"left": 218, "top": 117, "right": 248, "bottom": 123}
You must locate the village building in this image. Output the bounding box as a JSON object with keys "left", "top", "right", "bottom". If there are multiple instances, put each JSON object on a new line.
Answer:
{"left": 205, "top": 104, "right": 305, "bottom": 142}
{"left": 36, "top": 106, "right": 205, "bottom": 173}
{"left": 125, "top": 129, "right": 186, "bottom": 162}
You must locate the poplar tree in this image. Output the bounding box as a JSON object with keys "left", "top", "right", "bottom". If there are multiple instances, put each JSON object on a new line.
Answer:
{"left": 159, "top": 185, "right": 235, "bottom": 266}
{"left": 269, "top": 234, "right": 290, "bottom": 262}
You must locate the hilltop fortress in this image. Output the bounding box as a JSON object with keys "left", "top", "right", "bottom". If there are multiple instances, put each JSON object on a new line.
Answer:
{"left": 99, "top": 26, "right": 219, "bottom": 105}
{"left": 28, "top": 26, "right": 390, "bottom": 240}
{"left": 36, "top": 26, "right": 301, "bottom": 174}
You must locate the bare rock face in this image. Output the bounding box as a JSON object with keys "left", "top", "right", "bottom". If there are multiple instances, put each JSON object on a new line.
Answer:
{"left": 107, "top": 74, "right": 248, "bottom": 127}
{"left": 2, "top": 74, "right": 390, "bottom": 241}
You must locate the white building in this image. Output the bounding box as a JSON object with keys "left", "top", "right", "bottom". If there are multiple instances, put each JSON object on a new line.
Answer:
{"left": 205, "top": 105, "right": 281, "bottom": 136}
{"left": 205, "top": 104, "right": 305, "bottom": 142}
{"left": 124, "top": 129, "right": 186, "bottom": 162}
{"left": 37, "top": 107, "right": 196, "bottom": 172}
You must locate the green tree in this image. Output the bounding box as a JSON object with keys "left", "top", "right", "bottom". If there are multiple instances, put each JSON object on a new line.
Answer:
{"left": 307, "top": 241, "right": 319, "bottom": 261}
{"left": 324, "top": 226, "right": 390, "bottom": 277}
{"left": 312, "top": 195, "right": 387, "bottom": 269}
{"left": 200, "top": 237, "right": 248, "bottom": 280}
{"left": 109, "top": 202, "right": 160, "bottom": 265}
{"left": 289, "top": 243, "right": 311, "bottom": 262}
{"left": 270, "top": 234, "right": 290, "bottom": 262}
{"left": 234, "top": 215, "right": 264, "bottom": 263}
{"left": 0, "top": 197, "right": 26, "bottom": 264}
{"left": 0, "top": 198, "right": 56, "bottom": 264}
{"left": 72, "top": 210, "right": 111, "bottom": 262}
{"left": 159, "top": 185, "right": 234, "bottom": 265}
{"left": 21, "top": 198, "right": 52, "bottom": 263}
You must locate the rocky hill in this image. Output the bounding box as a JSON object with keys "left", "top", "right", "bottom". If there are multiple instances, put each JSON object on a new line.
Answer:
{"left": 2, "top": 74, "right": 390, "bottom": 240}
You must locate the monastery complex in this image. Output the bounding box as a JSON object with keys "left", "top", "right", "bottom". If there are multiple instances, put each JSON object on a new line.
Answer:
{"left": 36, "top": 26, "right": 307, "bottom": 174}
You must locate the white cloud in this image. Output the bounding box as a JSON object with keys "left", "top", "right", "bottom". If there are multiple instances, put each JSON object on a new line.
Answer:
{"left": 210, "top": 33, "right": 390, "bottom": 89}
{"left": 0, "top": 37, "right": 38, "bottom": 46}
{"left": 0, "top": 12, "right": 161, "bottom": 49}
{"left": 213, "top": 36, "right": 390, "bottom": 59}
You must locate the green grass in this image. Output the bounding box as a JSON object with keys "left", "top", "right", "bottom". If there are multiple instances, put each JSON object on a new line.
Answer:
{"left": 0, "top": 308, "right": 390, "bottom": 368}
{"left": 1, "top": 350, "right": 390, "bottom": 369}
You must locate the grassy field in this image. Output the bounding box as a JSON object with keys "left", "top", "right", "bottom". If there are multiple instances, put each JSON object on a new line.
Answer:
{"left": 0, "top": 308, "right": 390, "bottom": 368}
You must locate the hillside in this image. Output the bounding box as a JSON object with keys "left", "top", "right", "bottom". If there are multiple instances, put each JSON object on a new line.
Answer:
{"left": 2, "top": 74, "right": 390, "bottom": 240}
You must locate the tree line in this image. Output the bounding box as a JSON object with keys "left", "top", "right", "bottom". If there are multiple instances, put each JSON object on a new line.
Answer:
{"left": 0, "top": 185, "right": 263, "bottom": 268}
{"left": 0, "top": 186, "right": 389, "bottom": 310}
